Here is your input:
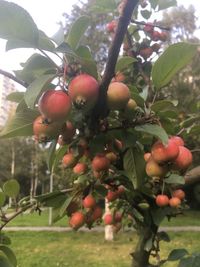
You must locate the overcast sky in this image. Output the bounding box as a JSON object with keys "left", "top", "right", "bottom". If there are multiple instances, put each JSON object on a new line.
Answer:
{"left": 0, "top": 0, "right": 199, "bottom": 72}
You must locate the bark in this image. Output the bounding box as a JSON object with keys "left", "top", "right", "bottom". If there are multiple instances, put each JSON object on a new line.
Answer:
{"left": 104, "top": 199, "right": 114, "bottom": 241}
{"left": 131, "top": 226, "right": 158, "bottom": 267}
{"left": 185, "top": 166, "right": 200, "bottom": 185}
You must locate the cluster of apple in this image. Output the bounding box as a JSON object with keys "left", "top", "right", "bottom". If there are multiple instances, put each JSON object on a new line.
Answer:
{"left": 139, "top": 23, "right": 168, "bottom": 60}
{"left": 68, "top": 195, "right": 103, "bottom": 230}
{"left": 144, "top": 136, "right": 192, "bottom": 208}
{"left": 33, "top": 72, "right": 137, "bottom": 142}
{"left": 156, "top": 189, "right": 185, "bottom": 208}
{"left": 68, "top": 187, "right": 125, "bottom": 231}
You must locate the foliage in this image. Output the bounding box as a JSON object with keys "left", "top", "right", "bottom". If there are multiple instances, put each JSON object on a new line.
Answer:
{"left": 0, "top": 0, "right": 199, "bottom": 266}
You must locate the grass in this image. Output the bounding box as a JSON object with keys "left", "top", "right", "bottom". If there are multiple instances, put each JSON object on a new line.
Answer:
{"left": 7, "top": 209, "right": 200, "bottom": 227}
{"left": 5, "top": 231, "right": 200, "bottom": 267}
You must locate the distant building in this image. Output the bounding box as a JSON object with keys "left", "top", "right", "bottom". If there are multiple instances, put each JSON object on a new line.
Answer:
{"left": 0, "top": 75, "right": 17, "bottom": 129}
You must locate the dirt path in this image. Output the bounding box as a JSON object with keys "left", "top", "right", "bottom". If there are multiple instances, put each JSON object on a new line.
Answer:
{"left": 3, "top": 226, "right": 200, "bottom": 232}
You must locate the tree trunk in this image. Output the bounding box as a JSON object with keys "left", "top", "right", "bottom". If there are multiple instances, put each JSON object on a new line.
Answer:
{"left": 131, "top": 226, "right": 157, "bottom": 267}
{"left": 104, "top": 199, "right": 114, "bottom": 241}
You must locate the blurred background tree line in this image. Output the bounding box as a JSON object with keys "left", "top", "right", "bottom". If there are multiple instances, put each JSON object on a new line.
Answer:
{"left": 0, "top": 1, "right": 200, "bottom": 207}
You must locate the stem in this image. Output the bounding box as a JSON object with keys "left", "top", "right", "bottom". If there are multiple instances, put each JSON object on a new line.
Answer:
{"left": 92, "top": 0, "right": 139, "bottom": 121}
{"left": 0, "top": 203, "right": 35, "bottom": 231}
{"left": 0, "top": 69, "right": 28, "bottom": 88}
{"left": 131, "top": 19, "right": 171, "bottom": 31}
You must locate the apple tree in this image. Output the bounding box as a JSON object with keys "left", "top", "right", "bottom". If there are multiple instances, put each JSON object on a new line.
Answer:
{"left": 0, "top": 0, "right": 199, "bottom": 266}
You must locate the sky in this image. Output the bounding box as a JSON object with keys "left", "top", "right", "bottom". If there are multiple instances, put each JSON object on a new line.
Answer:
{"left": 0, "top": 0, "right": 199, "bottom": 74}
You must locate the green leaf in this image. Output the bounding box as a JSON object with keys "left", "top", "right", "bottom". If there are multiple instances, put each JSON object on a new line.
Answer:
{"left": 52, "top": 25, "right": 64, "bottom": 45}
{"left": 152, "top": 43, "right": 198, "bottom": 89}
{"left": 6, "top": 31, "right": 55, "bottom": 52}
{"left": 151, "top": 100, "right": 177, "bottom": 113}
{"left": 150, "top": 0, "right": 159, "bottom": 9}
{"left": 123, "top": 146, "right": 146, "bottom": 188}
{"left": 0, "top": 234, "right": 11, "bottom": 245}
{"left": 115, "top": 56, "right": 137, "bottom": 72}
{"left": 181, "top": 116, "right": 200, "bottom": 128}
{"left": 144, "top": 236, "right": 153, "bottom": 252}
{"left": 91, "top": 0, "right": 117, "bottom": 12}
{"left": 135, "top": 124, "right": 168, "bottom": 144}
{"left": 0, "top": 246, "right": 17, "bottom": 267}
{"left": 59, "top": 196, "right": 73, "bottom": 217}
{"left": 66, "top": 16, "right": 90, "bottom": 50}
{"left": 75, "top": 45, "right": 98, "bottom": 79}
{"left": 35, "top": 191, "right": 66, "bottom": 208}
{"left": 0, "top": 255, "right": 12, "bottom": 267}
{"left": 165, "top": 174, "right": 185, "bottom": 185}
{"left": 0, "top": 109, "right": 39, "bottom": 138}
{"left": 151, "top": 207, "right": 171, "bottom": 226}
{"left": 141, "top": 10, "right": 151, "bottom": 19}
{"left": 24, "top": 73, "right": 56, "bottom": 109}
{"left": 52, "top": 145, "right": 68, "bottom": 172}
{"left": 157, "top": 231, "right": 170, "bottom": 242}
{"left": 168, "top": 249, "right": 188, "bottom": 261}
{"left": 95, "top": 185, "right": 108, "bottom": 197}
{"left": 178, "top": 254, "right": 200, "bottom": 267}
{"left": 15, "top": 54, "right": 57, "bottom": 84}
{"left": 47, "top": 140, "right": 57, "bottom": 172}
{"left": 6, "top": 92, "right": 24, "bottom": 103}
{"left": 0, "top": 0, "right": 38, "bottom": 45}
{"left": 0, "top": 191, "right": 6, "bottom": 207}
{"left": 3, "top": 179, "right": 20, "bottom": 198}
{"left": 158, "top": 0, "right": 177, "bottom": 11}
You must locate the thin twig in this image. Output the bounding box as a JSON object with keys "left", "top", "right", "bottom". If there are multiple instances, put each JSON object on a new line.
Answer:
{"left": 0, "top": 69, "right": 28, "bottom": 88}
{"left": 131, "top": 19, "right": 171, "bottom": 31}
{"left": 38, "top": 49, "right": 62, "bottom": 72}
{"left": 0, "top": 203, "right": 35, "bottom": 231}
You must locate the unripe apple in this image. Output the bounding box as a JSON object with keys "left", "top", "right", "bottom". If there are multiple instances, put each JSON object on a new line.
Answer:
{"left": 83, "top": 195, "right": 96, "bottom": 209}
{"left": 105, "top": 151, "right": 117, "bottom": 163}
{"left": 73, "top": 163, "right": 87, "bottom": 174}
{"left": 151, "top": 139, "right": 179, "bottom": 163}
{"left": 107, "top": 82, "right": 131, "bottom": 110}
{"left": 33, "top": 115, "right": 63, "bottom": 142}
{"left": 146, "top": 158, "right": 168, "bottom": 177}
{"left": 124, "top": 99, "right": 137, "bottom": 118}
{"left": 68, "top": 74, "right": 99, "bottom": 109}
{"left": 144, "top": 152, "right": 151, "bottom": 162}
{"left": 173, "top": 146, "right": 193, "bottom": 170}
{"left": 62, "top": 153, "right": 76, "bottom": 168}
{"left": 172, "top": 189, "right": 185, "bottom": 200}
{"left": 104, "top": 213, "right": 113, "bottom": 225}
{"left": 170, "top": 136, "right": 184, "bottom": 147}
{"left": 156, "top": 195, "right": 169, "bottom": 207}
{"left": 169, "top": 197, "right": 181, "bottom": 208}
{"left": 69, "top": 211, "right": 85, "bottom": 230}
{"left": 38, "top": 89, "right": 71, "bottom": 121}
{"left": 92, "top": 154, "right": 110, "bottom": 172}
{"left": 139, "top": 47, "right": 153, "bottom": 59}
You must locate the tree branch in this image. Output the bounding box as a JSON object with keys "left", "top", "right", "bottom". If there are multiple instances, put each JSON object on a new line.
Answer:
{"left": 131, "top": 19, "right": 171, "bottom": 31}
{"left": 185, "top": 166, "right": 200, "bottom": 185}
{"left": 92, "top": 0, "right": 139, "bottom": 121}
{"left": 0, "top": 69, "right": 28, "bottom": 88}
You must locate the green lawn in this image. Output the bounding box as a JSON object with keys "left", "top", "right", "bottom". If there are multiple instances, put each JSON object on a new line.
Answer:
{"left": 7, "top": 209, "right": 200, "bottom": 227}
{"left": 5, "top": 231, "right": 200, "bottom": 267}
